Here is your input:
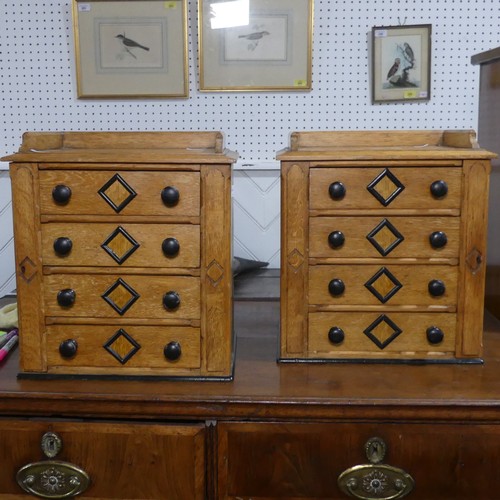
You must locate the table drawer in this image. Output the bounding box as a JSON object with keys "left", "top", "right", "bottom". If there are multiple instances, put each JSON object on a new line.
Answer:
{"left": 44, "top": 274, "right": 200, "bottom": 320}
{"left": 0, "top": 419, "right": 205, "bottom": 499}
{"left": 46, "top": 325, "right": 201, "bottom": 371}
{"left": 218, "top": 421, "right": 500, "bottom": 499}
{"left": 310, "top": 166, "right": 462, "bottom": 211}
{"left": 309, "top": 264, "right": 458, "bottom": 307}
{"left": 309, "top": 216, "right": 460, "bottom": 259}
{"left": 39, "top": 170, "right": 201, "bottom": 216}
{"left": 308, "top": 311, "right": 457, "bottom": 358}
{"left": 42, "top": 223, "right": 200, "bottom": 268}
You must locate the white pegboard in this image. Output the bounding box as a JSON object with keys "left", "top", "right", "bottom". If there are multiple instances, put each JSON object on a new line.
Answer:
{"left": 1, "top": 0, "right": 499, "bottom": 165}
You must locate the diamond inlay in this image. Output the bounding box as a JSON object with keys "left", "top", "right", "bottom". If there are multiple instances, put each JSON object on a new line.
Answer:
{"left": 288, "top": 248, "right": 304, "bottom": 270}
{"left": 367, "top": 168, "right": 405, "bottom": 206}
{"left": 103, "top": 328, "right": 141, "bottom": 364}
{"left": 207, "top": 259, "right": 224, "bottom": 286}
{"left": 98, "top": 173, "right": 137, "bottom": 213}
{"left": 364, "top": 314, "right": 403, "bottom": 349}
{"left": 18, "top": 256, "right": 37, "bottom": 283}
{"left": 101, "top": 278, "right": 140, "bottom": 315}
{"left": 366, "top": 219, "right": 404, "bottom": 256}
{"left": 365, "top": 267, "right": 403, "bottom": 304}
{"left": 101, "top": 226, "right": 140, "bottom": 265}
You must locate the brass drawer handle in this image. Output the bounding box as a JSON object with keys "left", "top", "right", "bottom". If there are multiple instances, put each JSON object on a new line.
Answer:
{"left": 16, "top": 431, "right": 90, "bottom": 498}
{"left": 338, "top": 437, "right": 414, "bottom": 499}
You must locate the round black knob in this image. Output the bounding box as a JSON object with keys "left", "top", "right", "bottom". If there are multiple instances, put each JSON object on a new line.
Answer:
{"left": 53, "top": 237, "right": 73, "bottom": 256}
{"left": 163, "top": 291, "right": 181, "bottom": 310}
{"left": 328, "top": 326, "right": 345, "bottom": 344}
{"left": 328, "top": 278, "right": 345, "bottom": 296}
{"left": 161, "top": 186, "right": 180, "bottom": 207}
{"left": 429, "top": 231, "right": 448, "bottom": 249}
{"left": 426, "top": 326, "right": 444, "bottom": 344}
{"left": 164, "top": 341, "right": 181, "bottom": 361}
{"left": 329, "top": 182, "right": 346, "bottom": 200}
{"left": 57, "top": 289, "right": 76, "bottom": 307}
{"left": 59, "top": 339, "right": 78, "bottom": 358}
{"left": 328, "top": 231, "right": 345, "bottom": 248}
{"left": 52, "top": 184, "right": 72, "bottom": 204}
{"left": 428, "top": 279, "right": 446, "bottom": 297}
{"left": 430, "top": 180, "right": 448, "bottom": 198}
{"left": 162, "top": 237, "right": 180, "bottom": 256}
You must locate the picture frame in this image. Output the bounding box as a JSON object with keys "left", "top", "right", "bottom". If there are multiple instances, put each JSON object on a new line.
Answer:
{"left": 198, "top": 0, "right": 313, "bottom": 91}
{"left": 372, "top": 24, "right": 431, "bottom": 103}
{"left": 72, "top": 0, "right": 188, "bottom": 98}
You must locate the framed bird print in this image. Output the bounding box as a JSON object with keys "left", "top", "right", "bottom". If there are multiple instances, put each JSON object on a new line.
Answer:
{"left": 73, "top": 0, "right": 188, "bottom": 98}
{"left": 198, "top": 0, "right": 313, "bottom": 91}
{"left": 372, "top": 24, "right": 431, "bottom": 103}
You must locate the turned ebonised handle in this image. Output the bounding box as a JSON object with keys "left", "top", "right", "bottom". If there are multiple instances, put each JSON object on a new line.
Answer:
{"left": 328, "top": 278, "right": 345, "bottom": 296}
{"left": 57, "top": 289, "right": 76, "bottom": 307}
{"left": 162, "top": 237, "right": 180, "bottom": 256}
{"left": 52, "top": 184, "right": 72, "bottom": 204}
{"left": 428, "top": 279, "right": 446, "bottom": 296}
{"left": 328, "top": 231, "right": 345, "bottom": 248}
{"left": 426, "top": 326, "right": 444, "bottom": 344}
{"left": 429, "top": 231, "right": 447, "bottom": 249}
{"left": 328, "top": 326, "right": 345, "bottom": 344}
{"left": 163, "top": 291, "right": 181, "bottom": 310}
{"left": 430, "top": 180, "right": 448, "bottom": 198}
{"left": 59, "top": 339, "right": 78, "bottom": 358}
{"left": 329, "top": 181, "right": 346, "bottom": 200}
{"left": 164, "top": 341, "right": 182, "bottom": 361}
{"left": 161, "top": 186, "right": 180, "bottom": 207}
{"left": 53, "top": 237, "right": 73, "bottom": 256}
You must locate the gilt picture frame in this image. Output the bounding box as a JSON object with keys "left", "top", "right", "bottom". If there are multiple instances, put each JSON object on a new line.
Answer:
{"left": 199, "top": 0, "right": 313, "bottom": 91}
{"left": 372, "top": 24, "right": 431, "bottom": 103}
{"left": 73, "top": 0, "right": 188, "bottom": 98}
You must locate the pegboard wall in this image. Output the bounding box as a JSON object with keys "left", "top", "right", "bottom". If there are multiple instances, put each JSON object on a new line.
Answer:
{"left": 1, "top": 0, "right": 499, "bottom": 164}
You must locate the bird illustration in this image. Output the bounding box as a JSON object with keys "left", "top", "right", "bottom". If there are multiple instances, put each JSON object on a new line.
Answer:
{"left": 386, "top": 58, "right": 400, "bottom": 79}
{"left": 238, "top": 30, "right": 270, "bottom": 41}
{"left": 115, "top": 34, "right": 150, "bottom": 59}
{"left": 402, "top": 42, "right": 414, "bottom": 65}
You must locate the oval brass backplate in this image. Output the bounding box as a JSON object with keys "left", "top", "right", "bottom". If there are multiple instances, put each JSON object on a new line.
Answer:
{"left": 16, "top": 460, "right": 90, "bottom": 499}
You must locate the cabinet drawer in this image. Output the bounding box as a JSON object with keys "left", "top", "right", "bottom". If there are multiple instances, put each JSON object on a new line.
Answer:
{"left": 309, "top": 311, "right": 456, "bottom": 358}
{"left": 310, "top": 166, "right": 462, "bottom": 211}
{"left": 42, "top": 223, "right": 200, "bottom": 268}
{"left": 309, "top": 264, "right": 458, "bottom": 307}
{"left": 39, "top": 170, "right": 201, "bottom": 216}
{"left": 309, "top": 216, "right": 460, "bottom": 259}
{"left": 218, "top": 421, "right": 500, "bottom": 499}
{"left": 44, "top": 274, "right": 200, "bottom": 320}
{"left": 46, "top": 325, "right": 201, "bottom": 371}
{"left": 0, "top": 419, "right": 205, "bottom": 499}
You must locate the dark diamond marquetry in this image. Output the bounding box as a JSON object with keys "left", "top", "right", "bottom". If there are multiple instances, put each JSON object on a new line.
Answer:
{"left": 101, "top": 226, "right": 140, "bottom": 265}
{"left": 365, "top": 267, "right": 403, "bottom": 304}
{"left": 364, "top": 314, "right": 403, "bottom": 349}
{"left": 98, "top": 173, "right": 137, "bottom": 213}
{"left": 103, "top": 328, "right": 141, "bottom": 364}
{"left": 366, "top": 219, "right": 405, "bottom": 256}
{"left": 367, "top": 168, "right": 405, "bottom": 207}
{"left": 101, "top": 278, "right": 140, "bottom": 316}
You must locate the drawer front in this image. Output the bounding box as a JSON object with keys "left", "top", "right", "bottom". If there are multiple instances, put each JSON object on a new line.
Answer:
{"left": 310, "top": 166, "right": 462, "bottom": 210}
{"left": 309, "top": 311, "right": 456, "bottom": 357}
{"left": 309, "top": 216, "right": 460, "bottom": 259}
{"left": 0, "top": 419, "right": 205, "bottom": 499}
{"left": 42, "top": 223, "right": 200, "bottom": 268}
{"left": 39, "top": 170, "right": 201, "bottom": 216}
{"left": 46, "top": 325, "right": 201, "bottom": 370}
{"left": 309, "top": 264, "right": 458, "bottom": 307}
{"left": 218, "top": 421, "right": 500, "bottom": 499}
{"left": 44, "top": 274, "right": 200, "bottom": 320}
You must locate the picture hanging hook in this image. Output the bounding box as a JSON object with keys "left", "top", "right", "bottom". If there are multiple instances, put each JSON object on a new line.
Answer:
{"left": 398, "top": 16, "right": 407, "bottom": 26}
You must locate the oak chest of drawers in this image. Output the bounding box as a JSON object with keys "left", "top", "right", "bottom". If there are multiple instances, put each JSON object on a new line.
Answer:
{"left": 278, "top": 130, "right": 495, "bottom": 363}
{"left": 3, "top": 131, "right": 237, "bottom": 379}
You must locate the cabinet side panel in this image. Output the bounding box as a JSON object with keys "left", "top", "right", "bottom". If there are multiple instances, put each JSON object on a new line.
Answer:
{"left": 457, "top": 159, "right": 491, "bottom": 357}
{"left": 9, "top": 163, "right": 45, "bottom": 372}
{"left": 201, "top": 165, "right": 233, "bottom": 374}
{"left": 280, "top": 162, "right": 309, "bottom": 356}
